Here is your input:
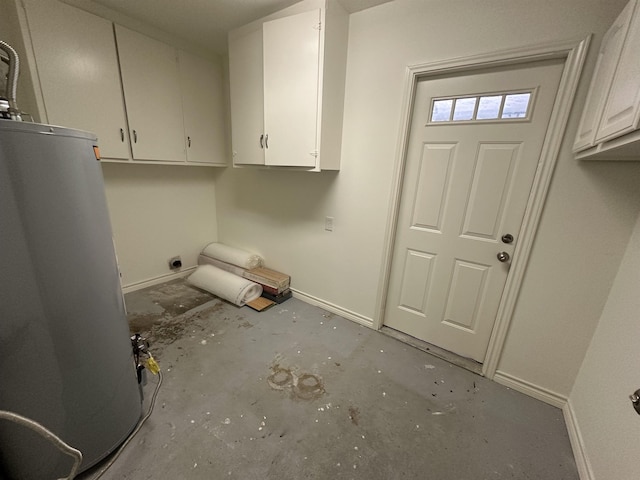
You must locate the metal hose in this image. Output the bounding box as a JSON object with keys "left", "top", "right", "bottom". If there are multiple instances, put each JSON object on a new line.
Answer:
{"left": 0, "top": 410, "right": 83, "bottom": 480}
{"left": 0, "top": 39, "right": 20, "bottom": 118}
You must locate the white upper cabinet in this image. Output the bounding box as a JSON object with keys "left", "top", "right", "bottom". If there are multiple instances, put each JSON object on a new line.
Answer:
{"left": 229, "top": 28, "right": 265, "bottom": 165}
{"left": 574, "top": 0, "right": 640, "bottom": 160}
{"left": 573, "top": 0, "right": 633, "bottom": 152}
{"left": 229, "top": 0, "right": 348, "bottom": 171}
{"left": 115, "top": 25, "right": 186, "bottom": 162}
{"left": 179, "top": 50, "right": 227, "bottom": 165}
{"left": 23, "top": 0, "right": 130, "bottom": 159}
{"left": 263, "top": 9, "right": 321, "bottom": 168}
{"left": 21, "top": 0, "right": 227, "bottom": 166}
{"left": 595, "top": 1, "right": 640, "bottom": 142}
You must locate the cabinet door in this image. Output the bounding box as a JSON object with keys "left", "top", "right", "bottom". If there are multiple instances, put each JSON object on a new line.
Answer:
{"left": 573, "top": 0, "right": 634, "bottom": 152}
{"left": 229, "top": 27, "right": 265, "bottom": 165}
{"left": 25, "top": 0, "right": 129, "bottom": 159}
{"left": 115, "top": 25, "right": 186, "bottom": 162}
{"left": 179, "top": 50, "right": 226, "bottom": 165}
{"left": 263, "top": 9, "right": 321, "bottom": 168}
{"left": 596, "top": 0, "right": 640, "bottom": 143}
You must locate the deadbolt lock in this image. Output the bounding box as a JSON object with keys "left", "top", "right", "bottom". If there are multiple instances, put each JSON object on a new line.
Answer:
{"left": 501, "top": 234, "right": 514, "bottom": 244}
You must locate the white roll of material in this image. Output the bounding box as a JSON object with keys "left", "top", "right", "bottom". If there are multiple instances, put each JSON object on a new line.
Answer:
{"left": 188, "top": 265, "right": 263, "bottom": 307}
{"left": 201, "top": 242, "right": 264, "bottom": 270}
{"left": 198, "top": 254, "right": 246, "bottom": 276}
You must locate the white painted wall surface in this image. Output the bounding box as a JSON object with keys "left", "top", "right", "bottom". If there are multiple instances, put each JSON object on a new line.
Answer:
{"left": 102, "top": 163, "right": 218, "bottom": 288}
{"left": 216, "top": 0, "right": 640, "bottom": 397}
{"left": 0, "top": 0, "right": 42, "bottom": 123}
{"left": 569, "top": 212, "right": 640, "bottom": 480}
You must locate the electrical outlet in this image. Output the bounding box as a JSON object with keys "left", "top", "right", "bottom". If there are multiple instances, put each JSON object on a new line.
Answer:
{"left": 325, "top": 216, "right": 334, "bottom": 232}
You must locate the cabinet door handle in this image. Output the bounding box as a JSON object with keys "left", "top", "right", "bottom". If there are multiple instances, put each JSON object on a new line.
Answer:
{"left": 259, "top": 134, "right": 264, "bottom": 149}
{"left": 133, "top": 130, "right": 137, "bottom": 143}
{"left": 188, "top": 136, "right": 191, "bottom": 148}
{"left": 265, "top": 134, "right": 269, "bottom": 149}
{"left": 120, "top": 128, "right": 124, "bottom": 142}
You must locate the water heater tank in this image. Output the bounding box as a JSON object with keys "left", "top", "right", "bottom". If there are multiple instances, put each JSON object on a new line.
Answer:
{"left": 0, "top": 120, "right": 142, "bottom": 479}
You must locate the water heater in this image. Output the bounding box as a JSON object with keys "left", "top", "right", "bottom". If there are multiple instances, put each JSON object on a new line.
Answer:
{"left": 0, "top": 120, "right": 142, "bottom": 478}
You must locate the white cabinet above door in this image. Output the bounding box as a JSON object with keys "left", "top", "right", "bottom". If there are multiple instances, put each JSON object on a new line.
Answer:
{"left": 115, "top": 25, "right": 186, "bottom": 162}
{"left": 24, "top": 0, "right": 129, "bottom": 159}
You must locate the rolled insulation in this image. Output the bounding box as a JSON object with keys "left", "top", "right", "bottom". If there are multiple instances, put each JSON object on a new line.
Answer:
{"left": 200, "top": 242, "right": 264, "bottom": 270}
{"left": 188, "top": 265, "right": 262, "bottom": 307}
{"left": 198, "top": 254, "right": 246, "bottom": 276}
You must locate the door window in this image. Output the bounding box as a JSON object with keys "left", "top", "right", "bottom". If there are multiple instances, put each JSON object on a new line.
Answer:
{"left": 429, "top": 90, "right": 534, "bottom": 124}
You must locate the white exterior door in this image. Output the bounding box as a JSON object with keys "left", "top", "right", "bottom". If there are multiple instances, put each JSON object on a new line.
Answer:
{"left": 384, "top": 59, "right": 564, "bottom": 363}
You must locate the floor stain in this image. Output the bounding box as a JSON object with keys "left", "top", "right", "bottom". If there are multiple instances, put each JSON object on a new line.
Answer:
{"left": 267, "top": 366, "right": 294, "bottom": 390}
{"left": 348, "top": 406, "right": 360, "bottom": 426}
{"left": 238, "top": 320, "right": 254, "bottom": 329}
{"left": 293, "top": 374, "right": 324, "bottom": 401}
{"left": 127, "top": 280, "right": 219, "bottom": 339}
{"left": 148, "top": 280, "right": 215, "bottom": 317}
{"left": 267, "top": 364, "right": 324, "bottom": 401}
{"left": 136, "top": 302, "right": 225, "bottom": 350}
{"left": 129, "top": 312, "right": 164, "bottom": 333}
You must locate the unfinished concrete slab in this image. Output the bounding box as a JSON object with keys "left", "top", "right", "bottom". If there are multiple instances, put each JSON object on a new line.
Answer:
{"left": 79, "top": 279, "right": 578, "bottom": 479}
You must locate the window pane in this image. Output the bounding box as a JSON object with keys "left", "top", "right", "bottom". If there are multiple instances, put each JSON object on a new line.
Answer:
{"left": 476, "top": 95, "right": 502, "bottom": 120}
{"left": 502, "top": 93, "right": 531, "bottom": 118}
{"left": 431, "top": 99, "right": 453, "bottom": 122}
{"left": 453, "top": 97, "right": 477, "bottom": 121}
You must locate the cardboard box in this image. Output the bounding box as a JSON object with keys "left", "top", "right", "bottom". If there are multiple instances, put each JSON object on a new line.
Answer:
{"left": 243, "top": 267, "right": 290, "bottom": 292}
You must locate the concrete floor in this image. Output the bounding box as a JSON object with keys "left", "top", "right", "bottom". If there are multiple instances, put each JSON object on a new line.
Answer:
{"left": 80, "top": 279, "right": 578, "bottom": 480}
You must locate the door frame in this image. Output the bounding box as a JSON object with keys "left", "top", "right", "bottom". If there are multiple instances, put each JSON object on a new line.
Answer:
{"left": 374, "top": 36, "right": 591, "bottom": 379}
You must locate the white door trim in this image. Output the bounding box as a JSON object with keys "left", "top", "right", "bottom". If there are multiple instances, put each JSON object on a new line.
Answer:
{"left": 373, "top": 36, "right": 591, "bottom": 379}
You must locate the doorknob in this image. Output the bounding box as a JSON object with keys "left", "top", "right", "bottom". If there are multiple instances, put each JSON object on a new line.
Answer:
{"left": 497, "top": 251, "right": 510, "bottom": 262}
{"left": 501, "top": 234, "right": 514, "bottom": 244}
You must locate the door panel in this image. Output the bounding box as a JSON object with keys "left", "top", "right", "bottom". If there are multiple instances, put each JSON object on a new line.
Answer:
{"left": 398, "top": 249, "right": 435, "bottom": 316}
{"left": 411, "top": 144, "right": 456, "bottom": 232}
{"left": 385, "top": 59, "right": 565, "bottom": 362}
{"left": 442, "top": 260, "right": 489, "bottom": 332}
{"left": 462, "top": 143, "right": 520, "bottom": 240}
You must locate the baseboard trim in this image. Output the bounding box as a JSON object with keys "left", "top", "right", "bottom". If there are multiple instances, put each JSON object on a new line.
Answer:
{"left": 493, "top": 371, "right": 567, "bottom": 408}
{"left": 121, "top": 267, "right": 197, "bottom": 294}
{"left": 291, "top": 288, "right": 374, "bottom": 328}
{"left": 563, "top": 399, "right": 595, "bottom": 480}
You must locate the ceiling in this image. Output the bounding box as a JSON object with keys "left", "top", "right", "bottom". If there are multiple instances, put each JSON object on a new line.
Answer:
{"left": 86, "top": 0, "right": 392, "bottom": 55}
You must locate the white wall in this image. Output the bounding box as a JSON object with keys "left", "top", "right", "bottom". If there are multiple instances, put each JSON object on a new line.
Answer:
{"left": 217, "top": 0, "right": 640, "bottom": 398}
{"left": 0, "top": 0, "right": 42, "bottom": 122}
{"left": 102, "top": 163, "right": 218, "bottom": 288}
{"left": 569, "top": 212, "right": 640, "bottom": 480}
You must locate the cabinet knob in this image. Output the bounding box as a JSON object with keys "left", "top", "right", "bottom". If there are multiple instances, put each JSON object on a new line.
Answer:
{"left": 265, "top": 134, "right": 269, "bottom": 149}
{"left": 133, "top": 130, "right": 138, "bottom": 143}
{"left": 120, "top": 128, "right": 124, "bottom": 142}
{"left": 188, "top": 136, "right": 191, "bottom": 148}
{"left": 259, "top": 134, "right": 264, "bottom": 149}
